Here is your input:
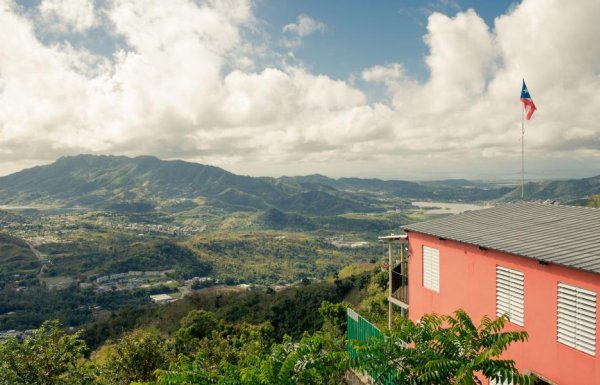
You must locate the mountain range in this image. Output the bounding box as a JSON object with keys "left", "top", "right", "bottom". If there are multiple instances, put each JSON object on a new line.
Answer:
{"left": 0, "top": 155, "right": 597, "bottom": 214}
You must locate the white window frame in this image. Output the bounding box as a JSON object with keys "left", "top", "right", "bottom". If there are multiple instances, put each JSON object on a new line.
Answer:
{"left": 557, "top": 282, "right": 596, "bottom": 356}
{"left": 422, "top": 246, "right": 439, "bottom": 292}
{"left": 496, "top": 266, "right": 525, "bottom": 326}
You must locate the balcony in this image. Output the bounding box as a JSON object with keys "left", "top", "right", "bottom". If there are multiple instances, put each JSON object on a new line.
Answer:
{"left": 391, "top": 265, "right": 408, "bottom": 305}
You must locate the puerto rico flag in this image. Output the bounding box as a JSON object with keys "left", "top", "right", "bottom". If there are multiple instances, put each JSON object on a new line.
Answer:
{"left": 520, "top": 79, "right": 536, "bottom": 120}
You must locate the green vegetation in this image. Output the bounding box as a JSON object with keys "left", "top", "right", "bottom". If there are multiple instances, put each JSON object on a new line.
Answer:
{"left": 0, "top": 285, "right": 155, "bottom": 330}
{"left": 0, "top": 155, "right": 378, "bottom": 215}
{"left": 83, "top": 273, "right": 364, "bottom": 350}
{"left": 0, "top": 320, "right": 93, "bottom": 385}
{"left": 174, "top": 310, "right": 222, "bottom": 354}
{"left": 0, "top": 213, "right": 384, "bottom": 334}
{"left": 39, "top": 237, "right": 212, "bottom": 278}
{"left": 0, "top": 232, "right": 38, "bottom": 277}
{"left": 351, "top": 310, "right": 534, "bottom": 385}
{"left": 0, "top": 154, "right": 567, "bottom": 217}
{"left": 0, "top": 303, "right": 348, "bottom": 385}
{"left": 187, "top": 232, "right": 380, "bottom": 284}
{"left": 0, "top": 269, "right": 377, "bottom": 385}
{"left": 30, "top": 229, "right": 382, "bottom": 285}
{"left": 0, "top": 269, "right": 536, "bottom": 385}
{"left": 0, "top": 155, "right": 595, "bottom": 384}
{"left": 501, "top": 175, "right": 600, "bottom": 204}
{"left": 97, "top": 329, "right": 171, "bottom": 385}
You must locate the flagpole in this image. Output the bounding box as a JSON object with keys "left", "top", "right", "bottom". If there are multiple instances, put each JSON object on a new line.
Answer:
{"left": 521, "top": 104, "right": 525, "bottom": 200}
{"left": 520, "top": 79, "right": 536, "bottom": 200}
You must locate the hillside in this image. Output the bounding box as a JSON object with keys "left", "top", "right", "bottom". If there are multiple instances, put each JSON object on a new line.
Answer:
{"left": 499, "top": 175, "right": 600, "bottom": 203}
{"left": 0, "top": 155, "right": 597, "bottom": 216}
{"left": 185, "top": 232, "right": 380, "bottom": 284}
{"left": 281, "top": 175, "right": 513, "bottom": 201}
{"left": 0, "top": 155, "right": 376, "bottom": 215}
{"left": 0, "top": 155, "right": 282, "bottom": 208}
{"left": 0, "top": 232, "right": 38, "bottom": 276}
{"left": 37, "top": 237, "right": 213, "bottom": 278}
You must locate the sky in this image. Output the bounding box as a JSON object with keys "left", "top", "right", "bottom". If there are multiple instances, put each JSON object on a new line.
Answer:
{"left": 0, "top": 0, "right": 599, "bottom": 181}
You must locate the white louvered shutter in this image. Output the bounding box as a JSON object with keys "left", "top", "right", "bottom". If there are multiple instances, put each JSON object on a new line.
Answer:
{"left": 422, "top": 246, "right": 439, "bottom": 292}
{"left": 496, "top": 266, "right": 524, "bottom": 326}
{"left": 557, "top": 283, "right": 596, "bottom": 356}
{"left": 489, "top": 378, "right": 512, "bottom": 385}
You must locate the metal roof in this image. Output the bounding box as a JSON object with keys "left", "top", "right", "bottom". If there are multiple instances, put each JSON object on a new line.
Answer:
{"left": 402, "top": 202, "right": 600, "bottom": 275}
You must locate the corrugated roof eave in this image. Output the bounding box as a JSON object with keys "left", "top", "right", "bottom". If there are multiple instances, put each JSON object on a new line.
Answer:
{"left": 402, "top": 202, "right": 600, "bottom": 276}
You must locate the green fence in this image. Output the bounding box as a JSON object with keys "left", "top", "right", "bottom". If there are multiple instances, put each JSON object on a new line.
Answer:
{"left": 347, "top": 307, "right": 382, "bottom": 383}
{"left": 347, "top": 308, "right": 398, "bottom": 384}
{"left": 347, "top": 307, "right": 381, "bottom": 356}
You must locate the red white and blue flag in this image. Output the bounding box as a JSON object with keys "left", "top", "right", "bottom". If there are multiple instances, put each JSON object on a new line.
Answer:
{"left": 520, "top": 79, "right": 536, "bottom": 120}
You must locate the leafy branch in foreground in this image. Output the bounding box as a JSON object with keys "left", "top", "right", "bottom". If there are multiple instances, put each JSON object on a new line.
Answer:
{"left": 351, "top": 309, "right": 535, "bottom": 385}
{"left": 0, "top": 320, "right": 93, "bottom": 385}
{"left": 154, "top": 301, "right": 348, "bottom": 385}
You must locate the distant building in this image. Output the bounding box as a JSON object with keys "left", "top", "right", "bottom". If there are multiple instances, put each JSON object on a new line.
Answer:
{"left": 96, "top": 276, "right": 109, "bottom": 284}
{"left": 149, "top": 294, "right": 177, "bottom": 304}
{"left": 0, "top": 329, "right": 35, "bottom": 342}
{"left": 385, "top": 202, "right": 600, "bottom": 385}
{"left": 109, "top": 273, "right": 128, "bottom": 280}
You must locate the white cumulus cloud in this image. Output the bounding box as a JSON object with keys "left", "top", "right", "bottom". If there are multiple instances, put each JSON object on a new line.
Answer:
{"left": 38, "top": 0, "right": 96, "bottom": 33}
{"left": 281, "top": 14, "right": 326, "bottom": 48}
{"left": 0, "top": 0, "right": 599, "bottom": 180}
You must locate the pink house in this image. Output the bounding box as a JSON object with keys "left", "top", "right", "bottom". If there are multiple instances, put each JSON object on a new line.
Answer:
{"left": 393, "top": 202, "right": 600, "bottom": 385}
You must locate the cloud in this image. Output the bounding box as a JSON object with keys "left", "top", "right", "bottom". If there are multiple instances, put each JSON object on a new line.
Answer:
{"left": 0, "top": 0, "right": 599, "bottom": 180}
{"left": 374, "top": 0, "right": 600, "bottom": 178}
{"left": 361, "top": 63, "right": 415, "bottom": 95}
{"left": 38, "top": 0, "right": 97, "bottom": 33}
{"left": 281, "top": 14, "right": 326, "bottom": 48}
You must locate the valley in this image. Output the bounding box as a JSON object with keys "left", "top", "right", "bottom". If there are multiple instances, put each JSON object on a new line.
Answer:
{"left": 0, "top": 155, "right": 598, "bottom": 337}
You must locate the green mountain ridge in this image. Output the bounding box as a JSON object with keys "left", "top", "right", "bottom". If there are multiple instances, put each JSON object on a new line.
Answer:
{"left": 0, "top": 155, "right": 597, "bottom": 214}
{"left": 280, "top": 175, "right": 514, "bottom": 201}
{"left": 0, "top": 155, "right": 377, "bottom": 216}
{"left": 500, "top": 175, "right": 600, "bottom": 203}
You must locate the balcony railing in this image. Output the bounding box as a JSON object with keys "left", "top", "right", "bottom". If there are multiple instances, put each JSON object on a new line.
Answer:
{"left": 391, "top": 269, "right": 408, "bottom": 304}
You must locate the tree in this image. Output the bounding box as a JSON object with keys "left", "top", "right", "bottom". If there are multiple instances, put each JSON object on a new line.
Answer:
{"left": 0, "top": 320, "right": 93, "bottom": 385}
{"left": 153, "top": 356, "right": 217, "bottom": 385}
{"left": 351, "top": 310, "right": 535, "bottom": 385}
{"left": 175, "top": 310, "right": 222, "bottom": 354}
{"left": 156, "top": 329, "right": 347, "bottom": 385}
{"left": 251, "top": 331, "right": 348, "bottom": 385}
{"left": 154, "top": 300, "right": 348, "bottom": 385}
{"left": 588, "top": 194, "right": 600, "bottom": 208}
{"left": 99, "top": 329, "right": 171, "bottom": 385}
{"left": 319, "top": 300, "right": 347, "bottom": 327}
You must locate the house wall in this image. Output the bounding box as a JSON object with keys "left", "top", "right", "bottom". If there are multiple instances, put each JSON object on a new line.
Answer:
{"left": 406, "top": 232, "right": 600, "bottom": 385}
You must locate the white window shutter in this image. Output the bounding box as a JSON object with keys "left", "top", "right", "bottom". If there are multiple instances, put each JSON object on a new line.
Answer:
{"left": 557, "top": 283, "right": 596, "bottom": 356}
{"left": 423, "top": 246, "right": 439, "bottom": 292}
{"left": 496, "top": 266, "right": 524, "bottom": 326}
{"left": 489, "top": 378, "right": 512, "bottom": 385}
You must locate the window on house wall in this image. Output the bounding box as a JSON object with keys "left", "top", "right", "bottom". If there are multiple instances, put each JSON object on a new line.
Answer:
{"left": 489, "top": 378, "right": 512, "bottom": 385}
{"left": 557, "top": 282, "right": 596, "bottom": 356}
{"left": 491, "top": 376, "right": 551, "bottom": 385}
{"left": 422, "top": 246, "right": 439, "bottom": 292}
{"left": 496, "top": 266, "right": 524, "bottom": 326}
